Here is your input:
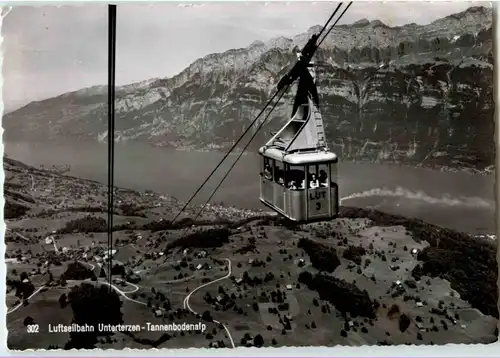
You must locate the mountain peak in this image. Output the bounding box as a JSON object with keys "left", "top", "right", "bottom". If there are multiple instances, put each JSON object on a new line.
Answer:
{"left": 250, "top": 40, "right": 265, "bottom": 48}
{"left": 353, "top": 18, "right": 370, "bottom": 26}
{"left": 466, "top": 5, "right": 489, "bottom": 13}
{"left": 370, "top": 19, "right": 387, "bottom": 28}
{"left": 445, "top": 5, "right": 491, "bottom": 21}
{"left": 307, "top": 24, "right": 323, "bottom": 34}
{"left": 267, "top": 36, "right": 293, "bottom": 50}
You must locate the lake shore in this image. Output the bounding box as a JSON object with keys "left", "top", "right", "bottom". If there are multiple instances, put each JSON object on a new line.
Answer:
{"left": 4, "top": 140, "right": 495, "bottom": 235}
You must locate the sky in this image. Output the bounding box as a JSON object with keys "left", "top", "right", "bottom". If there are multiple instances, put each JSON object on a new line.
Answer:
{"left": 2, "top": 1, "right": 488, "bottom": 112}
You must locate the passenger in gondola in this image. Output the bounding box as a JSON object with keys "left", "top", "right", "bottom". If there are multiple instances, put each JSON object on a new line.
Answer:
{"left": 288, "top": 180, "right": 298, "bottom": 190}
{"left": 264, "top": 164, "right": 272, "bottom": 179}
{"left": 318, "top": 170, "right": 328, "bottom": 187}
{"left": 275, "top": 169, "right": 284, "bottom": 185}
{"left": 309, "top": 173, "right": 319, "bottom": 189}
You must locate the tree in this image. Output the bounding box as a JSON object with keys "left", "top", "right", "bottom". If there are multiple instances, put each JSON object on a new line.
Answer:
{"left": 254, "top": 334, "right": 264, "bottom": 347}
{"left": 202, "top": 310, "right": 213, "bottom": 322}
{"left": 23, "top": 316, "right": 35, "bottom": 326}
{"left": 59, "top": 293, "right": 67, "bottom": 308}
{"left": 399, "top": 314, "right": 411, "bottom": 332}
{"left": 61, "top": 261, "right": 96, "bottom": 281}
{"left": 64, "top": 283, "right": 123, "bottom": 349}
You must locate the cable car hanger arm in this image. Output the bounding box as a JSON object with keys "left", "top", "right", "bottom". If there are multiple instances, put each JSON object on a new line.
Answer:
{"left": 276, "top": 2, "right": 345, "bottom": 93}
{"left": 276, "top": 1, "right": 352, "bottom": 94}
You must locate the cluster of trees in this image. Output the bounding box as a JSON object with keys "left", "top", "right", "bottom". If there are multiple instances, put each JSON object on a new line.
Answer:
{"left": 240, "top": 332, "right": 264, "bottom": 347}
{"left": 8, "top": 271, "right": 36, "bottom": 300}
{"left": 342, "top": 245, "right": 367, "bottom": 265}
{"left": 412, "top": 235, "right": 498, "bottom": 318}
{"left": 57, "top": 215, "right": 107, "bottom": 234}
{"left": 297, "top": 238, "right": 340, "bottom": 273}
{"left": 118, "top": 203, "right": 147, "bottom": 218}
{"left": 61, "top": 261, "right": 96, "bottom": 281}
{"left": 166, "top": 227, "right": 231, "bottom": 250}
{"left": 298, "top": 271, "right": 376, "bottom": 319}
{"left": 64, "top": 283, "right": 124, "bottom": 349}
{"left": 4, "top": 200, "right": 30, "bottom": 219}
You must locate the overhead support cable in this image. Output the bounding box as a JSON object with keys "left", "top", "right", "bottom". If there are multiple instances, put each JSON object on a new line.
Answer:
{"left": 137, "top": 3, "right": 355, "bottom": 291}
{"left": 107, "top": 4, "right": 117, "bottom": 290}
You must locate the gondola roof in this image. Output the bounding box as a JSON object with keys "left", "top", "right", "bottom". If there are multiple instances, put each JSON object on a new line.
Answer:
{"left": 258, "top": 146, "right": 337, "bottom": 164}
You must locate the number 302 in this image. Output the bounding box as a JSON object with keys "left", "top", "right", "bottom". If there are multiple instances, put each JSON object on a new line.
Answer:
{"left": 27, "top": 324, "right": 39, "bottom": 333}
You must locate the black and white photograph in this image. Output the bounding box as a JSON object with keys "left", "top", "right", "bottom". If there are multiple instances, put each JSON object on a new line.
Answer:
{"left": 2, "top": 1, "right": 497, "bottom": 350}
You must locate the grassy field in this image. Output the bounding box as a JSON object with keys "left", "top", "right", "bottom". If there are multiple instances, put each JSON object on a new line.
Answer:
{"left": 4, "top": 156, "right": 498, "bottom": 349}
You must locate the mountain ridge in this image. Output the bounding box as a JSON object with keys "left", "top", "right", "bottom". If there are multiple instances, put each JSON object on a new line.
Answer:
{"left": 6, "top": 5, "right": 494, "bottom": 107}
{"left": 3, "top": 5, "right": 495, "bottom": 172}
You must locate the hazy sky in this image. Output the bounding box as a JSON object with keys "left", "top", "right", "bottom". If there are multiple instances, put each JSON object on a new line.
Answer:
{"left": 2, "top": 1, "right": 488, "bottom": 112}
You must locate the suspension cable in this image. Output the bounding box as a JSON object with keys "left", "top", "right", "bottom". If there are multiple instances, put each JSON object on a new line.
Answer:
{"left": 317, "top": 2, "right": 353, "bottom": 48}
{"left": 187, "top": 2, "right": 354, "bottom": 232}
{"left": 170, "top": 91, "right": 280, "bottom": 225}
{"left": 316, "top": 2, "right": 342, "bottom": 41}
{"left": 107, "top": 4, "right": 117, "bottom": 291}
{"left": 150, "top": 82, "right": 292, "bottom": 276}
{"left": 169, "top": 3, "right": 345, "bottom": 225}
{"left": 147, "top": 2, "right": 354, "bottom": 275}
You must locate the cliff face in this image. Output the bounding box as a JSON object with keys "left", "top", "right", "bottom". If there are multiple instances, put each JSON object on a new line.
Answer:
{"left": 3, "top": 6, "right": 494, "bottom": 172}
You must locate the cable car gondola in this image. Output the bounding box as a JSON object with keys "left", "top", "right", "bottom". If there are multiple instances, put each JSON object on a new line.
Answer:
{"left": 161, "top": 3, "right": 349, "bottom": 231}
{"left": 259, "top": 48, "right": 339, "bottom": 223}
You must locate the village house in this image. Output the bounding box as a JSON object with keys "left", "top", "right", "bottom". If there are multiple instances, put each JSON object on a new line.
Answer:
{"left": 215, "top": 294, "right": 234, "bottom": 310}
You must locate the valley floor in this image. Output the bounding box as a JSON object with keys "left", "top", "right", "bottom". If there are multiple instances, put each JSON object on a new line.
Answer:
{"left": 4, "top": 156, "right": 498, "bottom": 350}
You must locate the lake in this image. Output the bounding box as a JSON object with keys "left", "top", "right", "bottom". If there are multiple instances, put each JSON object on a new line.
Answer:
{"left": 4, "top": 140, "right": 496, "bottom": 235}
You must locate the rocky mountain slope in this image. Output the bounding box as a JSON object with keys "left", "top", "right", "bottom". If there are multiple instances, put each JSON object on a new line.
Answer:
{"left": 3, "top": 6, "right": 494, "bottom": 172}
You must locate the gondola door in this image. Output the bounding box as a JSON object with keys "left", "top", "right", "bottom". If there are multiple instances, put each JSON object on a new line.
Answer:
{"left": 306, "top": 163, "right": 330, "bottom": 219}
{"left": 273, "top": 160, "right": 285, "bottom": 212}
{"left": 260, "top": 156, "right": 274, "bottom": 204}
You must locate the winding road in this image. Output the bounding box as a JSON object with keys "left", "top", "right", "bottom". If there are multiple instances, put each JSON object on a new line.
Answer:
{"left": 183, "top": 258, "right": 236, "bottom": 348}
{"left": 77, "top": 261, "right": 144, "bottom": 303}
{"left": 7, "top": 286, "right": 46, "bottom": 315}
{"left": 5, "top": 228, "right": 31, "bottom": 242}
{"left": 99, "top": 280, "right": 147, "bottom": 306}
